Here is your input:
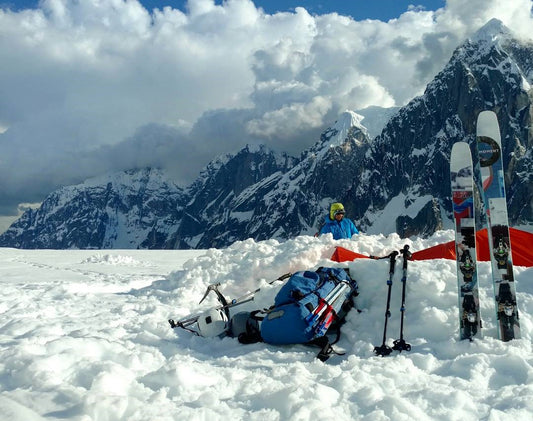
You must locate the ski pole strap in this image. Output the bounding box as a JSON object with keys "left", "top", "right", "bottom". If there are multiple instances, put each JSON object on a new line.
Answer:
{"left": 369, "top": 250, "right": 399, "bottom": 270}
{"left": 168, "top": 319, "right": 201, "bottom": 335}
{"left": 369, "top": 250, "right": 399, "bottom": 260}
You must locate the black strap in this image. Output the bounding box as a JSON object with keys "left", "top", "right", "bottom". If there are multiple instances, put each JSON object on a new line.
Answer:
{"left": 328, "top": 323, "right": 342, "bottom": 346}
{"left": 168, "top": 319, "right": 200, "bottom": 336}
{"left": 237, "top": 310, "right": 264, "bottom": 344}
{"left": 308, "top": 336, "right": 345, "bottom": 362}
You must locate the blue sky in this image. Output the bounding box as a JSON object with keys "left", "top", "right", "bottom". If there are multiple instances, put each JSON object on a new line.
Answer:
{"left": 154, "top": 1, "right": 446, "bottom": 20}
{"left": 1, "top": 0, "right": 532, "bottom": 225}
{"left": 9, "top": 0, "right": 446, "bottom": 21}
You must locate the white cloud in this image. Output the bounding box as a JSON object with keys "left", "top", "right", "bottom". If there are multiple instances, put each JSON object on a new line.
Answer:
{"left": 0, "top": 0, "right": 532, "bottom": 215}
{"left": 246, "top": 95, "right": 332, "bottom": 138}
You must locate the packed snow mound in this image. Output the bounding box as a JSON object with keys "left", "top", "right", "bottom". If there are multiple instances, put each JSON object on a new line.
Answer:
{"left": 0, "top": 232, "right": 532, "bottom": 420}
{"left": 81, "top": 253, "right": 148, "bottom": 266}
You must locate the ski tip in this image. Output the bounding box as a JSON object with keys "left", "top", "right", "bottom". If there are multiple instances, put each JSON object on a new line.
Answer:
{"left": 450, "top": 142, "right": 472, "bottom": 172}
{"left": 476, "top": 110, "right": 501, "bottom": 139}
{"left": 451, "top": 141, "right": 470, "bottom": 154}
{"left": 477, "top": 110, "right": 497, "bottom": 120}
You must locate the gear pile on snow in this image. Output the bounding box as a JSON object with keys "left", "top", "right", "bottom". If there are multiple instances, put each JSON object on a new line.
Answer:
{"left": 170, "top": 267, "right": 358, "bottom": 361}
{"left": 258, "top": 267, "right": 358, "bottom": 361}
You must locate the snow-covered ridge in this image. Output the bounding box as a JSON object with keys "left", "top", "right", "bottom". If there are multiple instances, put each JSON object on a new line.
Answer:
{"left": 0, "top": 167, "right": 187, "bottom": 249}
{"left": 319, "top": 110, "right": 368, "bottom": 147}
{"left": 356, "top": 106, "right": 401, "bottom": 139}
{"left": 469, "top": 18, "right": 514, "bottom": 45}
{"left": 328, "top": 110, "right": 368, "bottom": 146}
{"left": 304, "top": 110, "right": 370, "bottom": 168}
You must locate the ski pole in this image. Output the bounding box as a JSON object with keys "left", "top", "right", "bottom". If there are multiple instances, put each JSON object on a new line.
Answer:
{"left": 373, "top": 251, "right": 399, "bottom": 357}
{"left": 393, "top": 245, "right": 412, "bottom": 352}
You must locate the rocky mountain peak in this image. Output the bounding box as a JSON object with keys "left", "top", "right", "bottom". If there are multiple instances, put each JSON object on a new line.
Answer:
{"left": 469, "top": 18, "right": 513, "bottom": 45}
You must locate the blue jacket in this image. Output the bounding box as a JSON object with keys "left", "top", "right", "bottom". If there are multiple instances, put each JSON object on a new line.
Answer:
{"left": 320, "top": 214, "right": 359, "bottom": 239}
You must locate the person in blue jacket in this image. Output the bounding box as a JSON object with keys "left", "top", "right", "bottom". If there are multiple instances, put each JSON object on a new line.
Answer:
{"left": 319, "top": 202, "right": 359, "bottom": 239}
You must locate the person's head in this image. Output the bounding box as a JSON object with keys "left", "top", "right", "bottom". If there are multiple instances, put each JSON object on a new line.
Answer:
{"left": 329, "top": 202, "right": 346, "bottom": 220}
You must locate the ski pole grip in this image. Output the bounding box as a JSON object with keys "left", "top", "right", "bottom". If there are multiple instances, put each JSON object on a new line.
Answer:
{"left": 400, "top": 245, "right": 412, "bottom": 268}
{"left": 389, "top": 251, "right": 399, "bottom": 273}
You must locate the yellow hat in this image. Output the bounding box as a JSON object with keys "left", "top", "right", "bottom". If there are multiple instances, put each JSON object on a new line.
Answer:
{"left": 329, "top": 203, "right": 345, "bottom": 220}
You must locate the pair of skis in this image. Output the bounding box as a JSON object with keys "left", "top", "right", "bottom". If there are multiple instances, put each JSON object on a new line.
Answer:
{"left": 450, "top": 110, "right": 520, "bottom": 342}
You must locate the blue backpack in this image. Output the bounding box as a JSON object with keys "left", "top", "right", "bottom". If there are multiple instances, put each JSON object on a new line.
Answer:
{"left": 241, "top": 267, "right": 358, "bottom": 360}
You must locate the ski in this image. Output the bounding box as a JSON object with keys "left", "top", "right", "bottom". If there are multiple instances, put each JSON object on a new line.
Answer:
{"left": 450, "top": 141, "right": 482, "bottom": 341}
{"left": 476, "top": 110, "right": 520, "bottom": 341}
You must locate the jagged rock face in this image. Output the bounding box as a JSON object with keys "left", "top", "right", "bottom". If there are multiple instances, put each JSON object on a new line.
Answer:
{"left": 499, "top": 41, "right": 533, "bottom": 224}
{"left": 396, "top": 199, "right": 443, "bottom": 238}
{"left": 172, "top": 145, "right": 297, "bottom": 248}
{"left": 351, "top": 20, "right": 533, "bottom": 236}
{"left": 178, "top": 113, "right": 371, "bottom": 248}
{"left": 1, "top": 20, "right": 531, "bottom": 249}
{"left": 0, "top": 169, "right": 186, "bottom": 249}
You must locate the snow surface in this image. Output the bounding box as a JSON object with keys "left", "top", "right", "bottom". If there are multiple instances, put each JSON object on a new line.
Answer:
{"left": 1, "top": 232, "right": 532, "bottom": 420}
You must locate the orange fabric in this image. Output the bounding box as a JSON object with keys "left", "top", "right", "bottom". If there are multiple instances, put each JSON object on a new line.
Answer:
{"left": 411, "top": 242, "right": 456, "bottom": 261}
{"left": 330, "top": 228, "right": 533, "bottom": 267}
{"left": 331, "top": 247, "right": 370, "bottom": 262}
{"left": 486, "top": 228, "right": 533, "bottom": 267}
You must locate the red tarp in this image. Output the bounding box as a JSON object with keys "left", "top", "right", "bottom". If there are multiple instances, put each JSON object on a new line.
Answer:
{"left": 331, "top": 228, "right": 533, "bottom": 267}
{"left": 410, "top": 242, "right": 456, "bottom": 261}
{"left": 331, "top": 247, "right": 370, "bottom": 262}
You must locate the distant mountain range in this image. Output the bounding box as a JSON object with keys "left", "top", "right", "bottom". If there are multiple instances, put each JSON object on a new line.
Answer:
{"left": 1, "top": 19, "right": 531, "bottom": 249}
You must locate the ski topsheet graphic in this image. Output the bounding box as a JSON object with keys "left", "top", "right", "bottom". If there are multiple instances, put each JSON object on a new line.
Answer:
{"left": 476, "top": 110, "right": 520, "bottom": 341}
{"left": 450, "top": 141, "right": 482, "bottom": 341}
